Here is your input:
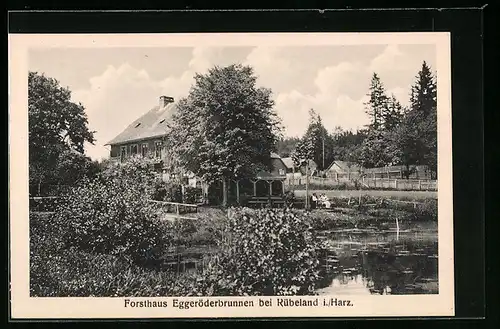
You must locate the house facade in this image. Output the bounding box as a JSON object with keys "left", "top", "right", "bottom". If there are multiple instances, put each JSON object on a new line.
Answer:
{"left": 106, "top": 96, "right": 290, "bottom": 202}
{"left": 106, "top": 95, "right": 175, "bottom": 167}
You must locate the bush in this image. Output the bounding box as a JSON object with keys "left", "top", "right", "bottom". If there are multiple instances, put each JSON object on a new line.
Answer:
{"left": 53, "top": 177, "right": 170, "bottom": 265}
{"left": 283, "top": 191, "right": 296, "bottom": 207}
{"left": 30, "top": 246, "right": 196, "bottom": 297}
{"left": 100, "top": 155, "right": 163, "bottom": 198}
{"left": 412, "top": 199, "right": 438, "bottom": 221}
{"left": 197, "top": 207, "right": 322, "bottom": 296}
{"left": 183, "top": 186, "right": 202, "bottom": 204}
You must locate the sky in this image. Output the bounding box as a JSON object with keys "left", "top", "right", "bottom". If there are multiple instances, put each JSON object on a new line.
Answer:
{"left": 29, "top": 44, "right": 436, "bottom": 161}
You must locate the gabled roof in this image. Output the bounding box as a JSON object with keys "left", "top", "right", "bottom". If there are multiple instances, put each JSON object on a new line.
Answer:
{"left": 106, "top": 102, "right": 177, "bottom": 146}
{"left": 281, "top": 157, "right": 295, "bottom": 169}
{"left": 326, "top": 160, "right": 362, "bottom": 172}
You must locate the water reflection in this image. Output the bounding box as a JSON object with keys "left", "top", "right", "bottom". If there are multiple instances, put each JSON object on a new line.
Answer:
{"left": 316, "top": 229, "right": 438, "bottom": 295}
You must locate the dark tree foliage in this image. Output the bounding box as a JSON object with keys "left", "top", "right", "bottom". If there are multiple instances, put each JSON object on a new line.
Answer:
{"left": 364, "top": 73, "right": 389, "bottom": 131}
{"left": 388, "top": 61, "right": 437, "bottom": 178}
{"left": 29, "top": 72, "right": 96, "bottom": 190}
{"left": 165, "top": 64, "right": 281, "bottom": 205}
{"left": 276, "top": 137, "right": 301, "bottom": 158}
{"left": 409, "top": 61, "right": 437, "bottom": 177}
{"left": 300, "top": 109, "right": 335, "bottom": 171}
{"left": 330, "top": 127, "right": 367, "bottom": 165}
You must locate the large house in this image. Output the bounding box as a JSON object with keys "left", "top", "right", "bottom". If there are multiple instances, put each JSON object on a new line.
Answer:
{"left": 106, "top": 96, "right": 288, "bottom": 202}
{"left": 106, "top": 95, "right": 175, "bottom": 166}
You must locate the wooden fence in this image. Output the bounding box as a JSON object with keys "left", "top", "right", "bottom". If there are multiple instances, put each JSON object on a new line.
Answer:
{"left": 285, "top": 176, "right": 437, "bottom": 191}
{"left": 148, "top": 200, "right": 200, "bottom": 218}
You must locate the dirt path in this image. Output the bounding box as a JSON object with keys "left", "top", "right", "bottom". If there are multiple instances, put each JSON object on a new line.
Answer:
{"left": 293, "top": 189, "right": 437, "bottom": 200}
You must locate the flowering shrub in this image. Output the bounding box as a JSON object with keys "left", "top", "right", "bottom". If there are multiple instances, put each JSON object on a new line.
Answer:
{"left": 52, "top": 177, "right": 170, "bottom": 265}
{"left": 197, "top": 207, "right": 322, "bottom": 296}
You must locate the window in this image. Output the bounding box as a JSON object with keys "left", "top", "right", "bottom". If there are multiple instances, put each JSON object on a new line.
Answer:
{"left": 155, "top": 141, "right": 163, "bottom": 158}
{"left": 120, "top": 146, "right": 127, "bottom": 161}
{"left": 130, "top": 144, "right": 138, "bottom": 155}
{"left": 141, "top": 143, "right": 148, "bottom": 157}
{"left": 279, "top": 169, "right": 285, "bottom": 175}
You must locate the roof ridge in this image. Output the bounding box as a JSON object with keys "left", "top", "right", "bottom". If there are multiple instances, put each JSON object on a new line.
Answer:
{"left": 106, "top": 102, "right": 176, "bottom": 146}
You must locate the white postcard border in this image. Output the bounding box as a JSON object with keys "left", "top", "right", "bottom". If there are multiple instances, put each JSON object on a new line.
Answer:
{"left": 9, "top": 32, "right": 454, "bottom": 319}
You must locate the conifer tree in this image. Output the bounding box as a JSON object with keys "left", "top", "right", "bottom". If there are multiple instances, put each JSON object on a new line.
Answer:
{"left": 364, "top": 73, "right": 389, "bottom": 131}
{"left": 409, "top": 61, "right": 438, "bottom": 177}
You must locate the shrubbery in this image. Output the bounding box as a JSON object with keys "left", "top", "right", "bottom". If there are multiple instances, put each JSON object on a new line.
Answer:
{"left": 53, "top": 169, "right": 170, "bottom": 265}
{"left": 412, "top": 199, "right": 438, "bottom": 221}
{"left": 183, "top": 186, "right": 202, "bottom": 204}
{"left": 196, "top": 207, "right": 322, "bottom": 296}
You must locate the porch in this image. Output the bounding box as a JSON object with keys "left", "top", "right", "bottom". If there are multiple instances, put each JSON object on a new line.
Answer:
{"left": 207, "top": 174, "right": 287, "bottom": 207}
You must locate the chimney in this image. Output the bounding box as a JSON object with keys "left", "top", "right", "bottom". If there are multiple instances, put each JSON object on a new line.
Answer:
{"left": 159, "top": 95, "right": 174, "bottom": 108}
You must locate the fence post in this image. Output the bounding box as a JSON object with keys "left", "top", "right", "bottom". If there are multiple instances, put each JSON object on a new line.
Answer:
{"left": 394, "top": 179, "right": 398, "bottom": 189}
{"left": 418, "top": 180, "right": 422, "bottom": 190}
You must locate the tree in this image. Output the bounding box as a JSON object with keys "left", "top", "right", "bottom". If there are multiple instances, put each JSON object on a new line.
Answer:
{"left": 364, "top": 73, "right": 389, "bottom": 131}
{"left": 300, "top": 109, "right": 334, "bottom": 171}
{"left": 291, "top": 136, "right": 315, "bottom": 210}
{"left": 387, "top": 113, "right": 425, "bottom": 179}
{"left": 384, "top": 94, "right": 404, "bottom": 131}
{"left": 409, "top": 61, "right": 437, "bottom": 177}
{"left": 29, "top": 72, "right": 96, "bottom": 192}
{"left": 165, "top": 64, "right": 281, "bottom": 206}
{"left": 357, "top": 129, "right": 394, "bottom": 168}
{"left": 276, "top": 137, "right": 300, "bottom": 158}
{"left": 330, "top": 127, "right": 367, "bottom": 164}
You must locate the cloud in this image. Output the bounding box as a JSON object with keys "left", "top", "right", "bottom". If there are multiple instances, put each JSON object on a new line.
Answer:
{"left": 271, "top": 44, "right": 434, "bottom": 137}
{"left": 71, "top": 44, "right": 432, "bottom": 160}
{"left": 72, "top": 47, "right": 227, "bottom": 160}
{"left": 370, "top": 44, "right": 421, "bottom": 74}
{"left": 273, "top": 60, "right": 371, "bottom": 137}
{"left": 72, "top": 63, "right": 164, "bottom": 160}
{"left": 243, "top": 47, "right": 301, "bottom": 92}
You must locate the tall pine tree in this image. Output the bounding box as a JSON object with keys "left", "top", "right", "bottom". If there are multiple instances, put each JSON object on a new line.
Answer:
{"left": 364, "top": 73, "right": 389, "bottom": 131}
{"left": 410, "top": 61, "right": 437, "bottom": 177}
{"left": 358, "top": 73, "right": 397, "bottom": 168}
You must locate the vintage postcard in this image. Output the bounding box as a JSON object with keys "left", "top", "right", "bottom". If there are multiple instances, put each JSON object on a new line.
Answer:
{"left": 9, "top": 32, "right": 454, "bottom": 319}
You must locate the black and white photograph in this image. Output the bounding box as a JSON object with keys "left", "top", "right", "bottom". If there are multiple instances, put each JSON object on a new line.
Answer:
{"left": 10, "top": 32, "right": 454, "bottom": 318}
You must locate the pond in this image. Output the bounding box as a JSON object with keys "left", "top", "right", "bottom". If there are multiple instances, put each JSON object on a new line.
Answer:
{"left": 315, "top": 223, "right": 438, "bottom": 295}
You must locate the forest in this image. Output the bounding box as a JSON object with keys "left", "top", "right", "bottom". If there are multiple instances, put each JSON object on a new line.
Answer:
{"left": 277, "top": 61, "right": 437, "bottom": 179}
